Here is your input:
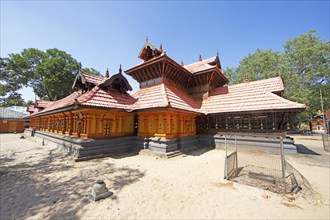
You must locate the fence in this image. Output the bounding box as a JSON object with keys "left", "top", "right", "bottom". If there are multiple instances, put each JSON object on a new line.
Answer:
{"left": 224, "top": 134, "right": 303, "bottom": 194}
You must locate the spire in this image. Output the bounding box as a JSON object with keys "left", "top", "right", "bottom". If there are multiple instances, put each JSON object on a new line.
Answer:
{"left": 119, "top": 64, "right": 122, "bottom": 74}
{"left": 244, "top": 74, "right": 250, "bottom": 83}
{"left": 216, "top": 50, "right": 219, "bottom": 57}
{"left": 198, "top": 54, "right": 202, "bottom": 61}
{"left": 146, "top": 36, "right": 148, "bottom": 42}
{"left": 105, "top": 68, "right": 109, "bottom": 78}
{"left": 159, "top": 44, "right": 163, "bottom": 53}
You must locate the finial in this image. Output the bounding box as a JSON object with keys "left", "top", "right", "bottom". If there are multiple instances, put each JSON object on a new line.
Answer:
{"left": 198, "top": 54, "right": 202, "bottom": 61}
{"left": 119, "top": 64, "right": 122, "bottom": 74}
{"left": 159, "top": 44, "right": 163, "bottom": 53}
{"left": 105, "top": 68, "right": 109, "bottom": 78}
{"left": 78, "top": 62, "right": 82, "bottom": 70}
{"left": 146, "top": 36, "right": 148, "bottom": 42}
{"left": 217, "top": 50, "right": 219, "bottom": 57}
{"left": 244, "top": 74, "right": 249, "bottom": 83}
{"left": 181, "top": 60, "right": 184, "bottom": 66}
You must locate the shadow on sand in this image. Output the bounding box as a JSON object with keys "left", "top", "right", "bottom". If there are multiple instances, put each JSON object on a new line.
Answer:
{"left": 295, "top": 144, "right": 320, "bottom": 155}
{"left": 0, "top": 150, "right": 145, "bottom": 219}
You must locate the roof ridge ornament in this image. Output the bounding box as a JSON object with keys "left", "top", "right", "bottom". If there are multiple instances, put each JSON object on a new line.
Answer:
{"left": 159, "top": 44, "right": 163, "bottom": 53}
{"left": 244, "top": 74, "right": 250, "bottom": 83}
{"left": 119, "top": 64, "right": 122, "bottom": 74}
{"left": 198, "top": 54, "right": 202, "bottom": 61}
{"left": 105, "top": 68, "right": 109, "bottom": 78}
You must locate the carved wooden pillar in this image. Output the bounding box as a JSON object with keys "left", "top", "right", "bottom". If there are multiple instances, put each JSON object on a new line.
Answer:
{"left": 192, "top": 116, "right": 196, "bottom": 134}
{"left": 165, "top": 114, "right": 171, "bottom": 135}
{"left": 171, "top": 115, "right": 177, "bottom": 134}
{"left": 138, "top": 115, "right": 144, "bottom": 136}
{"left": 120, "top": 115, "right": 124, "bottom": 134}
{"left": 144, "top": 115, "right": 148, "bottom": 135}
{"left": 157, "top": 114, "right": 163, "bottom": 134}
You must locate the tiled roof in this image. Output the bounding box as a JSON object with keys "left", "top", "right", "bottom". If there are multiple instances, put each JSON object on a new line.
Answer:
{"left": 81, "top": 72, "right": 104, "bottom": 84}
{"left": 29, "top": 76, "right": 305, "bottom": 117}
{"left": 184, "top": 57, "right": 217, "bottom": 74}
{"left": 36, "top": 100, "right": 53, "bottom": 108}
{"left": 164, "top": 84, "right": 201, "bottom": 113}
{"left": 131, "top": 84, "right": 169, "bottom": 110}
{"left": 78, "top": 87, "right": 135, "bottom": 110}
{"left": 131, "top": 83, "right": 200, "bottom": 113}
{"left": 201, "top": 76, "right": 305, "bottom": 114}
{"left": 0, "top": 107, "right": 28, "bottom": 119}
{"left": 29, "top": 92, "right": 81, "bottom": 116}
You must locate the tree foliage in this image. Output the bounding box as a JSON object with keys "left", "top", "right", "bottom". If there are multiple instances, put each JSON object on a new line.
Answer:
{"left": 81, "top": 67, "right": 102, "bottom": 76}
{"left": 1, "top": 48, "right": 79, "bottom": 104}
{"left": 223, "top": 30, "right": 330, "bottom": 125}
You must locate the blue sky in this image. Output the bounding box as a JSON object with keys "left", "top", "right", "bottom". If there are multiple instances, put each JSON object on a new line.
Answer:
{"left": 1, "top": 0, "right": 329, "bottom": 102}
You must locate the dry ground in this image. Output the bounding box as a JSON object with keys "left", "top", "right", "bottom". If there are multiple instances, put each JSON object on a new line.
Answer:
{"left": 0, "top": 133, "right": 329, "bottom": 219}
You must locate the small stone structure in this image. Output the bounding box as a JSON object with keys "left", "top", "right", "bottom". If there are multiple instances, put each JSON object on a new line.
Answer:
{"left": 89, "top": 180, "right": 113, "bottom": 201}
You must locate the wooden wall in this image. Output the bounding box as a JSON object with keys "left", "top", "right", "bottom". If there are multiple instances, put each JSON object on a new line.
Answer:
{"left": 137, "top": 110, "right": 197, "bottom": 139}
{"left": 0, "top": 120, "right": 25, "bottom": 133}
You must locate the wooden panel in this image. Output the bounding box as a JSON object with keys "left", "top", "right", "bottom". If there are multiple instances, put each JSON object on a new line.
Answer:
{"left": 8, "top": 122, "right": 17, "bottom": 133}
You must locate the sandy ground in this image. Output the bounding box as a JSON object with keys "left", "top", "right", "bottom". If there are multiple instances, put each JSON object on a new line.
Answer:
{"left": 0, "top": 133, "right": 329, "bottom": 219}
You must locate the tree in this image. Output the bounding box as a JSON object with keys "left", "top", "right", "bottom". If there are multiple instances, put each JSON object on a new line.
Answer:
{"left": 282, "top": 30, "right": 330, "bottom": 118}
{"left": 222, "top": 30, "right": 330, "bottom": 125}
{"left": 25, "top": 100, "right": 35, "bottom": 107}
{"left": 0, "top": 92, "right": 25, "bottom": 107}
{"left": 231, "top": 49, "right": 284, "bottom": 84}
{"left": 223, "top": 67, "right": 238, "bottom": 85}
{"left": 81, "top": 67, "right": 101, "bottom": 76}
{"left": 1, "top": 48, "right": 79, "bottom": 102}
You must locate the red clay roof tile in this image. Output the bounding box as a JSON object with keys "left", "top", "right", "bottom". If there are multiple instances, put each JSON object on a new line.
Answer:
{"left": 202, "top": 76, "right": 305, "bottom": 114}
{"left": 30, "top": 76, "right": 305, "bottom": 117}
{"left": 79, "top": 87, "right": 136, "bottom": 110}
{"left": 184, "top": 56, "right": 217, "bottom": 74}
{"left": 81, "top": 72, "right": 103, "bottom": 84}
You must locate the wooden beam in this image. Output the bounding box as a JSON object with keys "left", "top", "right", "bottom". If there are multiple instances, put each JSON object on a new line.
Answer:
{"left": 162, "top": 60, "right": 166, "bottom": 76}
{"left": 145, "top": 67, "right": 153, "bottom": 79}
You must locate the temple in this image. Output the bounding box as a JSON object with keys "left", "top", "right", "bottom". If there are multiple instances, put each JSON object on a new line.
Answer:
{"left": 27, "top": 40, "right": 306, "bottom": 158}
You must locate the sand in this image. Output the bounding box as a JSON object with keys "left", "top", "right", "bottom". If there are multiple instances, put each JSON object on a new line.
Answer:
{"left": 0, "top": 133, "right": 329, "bottom": 219}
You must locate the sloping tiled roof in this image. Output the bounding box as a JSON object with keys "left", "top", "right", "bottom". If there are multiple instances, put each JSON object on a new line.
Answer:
{"left": 78, "top": 87, "right": 135, "bottom": 110}
{"left": 29, "top": 92, "right": 81, "bottom": 116}
{"left": 30, "top": 87, "right": 136, "bottom": 116}
{"left": 36, "top": 100, "right": 53, "bottom": 108}
{"left": 29, "top": 76, "right": 305, "bottom": 117}
{"left": 81, "top": 72, "right": 104, "bottom": 84}
{"left": 131, "top": 84, "right": 169, "bottom": 110}
{"left": 201, "top": 76, "right": 305, "bottom": 114}
{"left": 184, "top": 57, "right": 217, "bottom": 74}
{"left": 131, "top": 83, "right": 200, "bottom": 113}
{"left": 0, "top": 107, "right": 28, "bottom": 119}
{"left": 164, "top": 84, "right": 201, "bottom": 113}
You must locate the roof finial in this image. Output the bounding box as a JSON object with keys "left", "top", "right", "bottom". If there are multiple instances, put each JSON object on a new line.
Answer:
{"left": 105, "top": 68, "right": 109, "bottom": 78}
{"left": 217, "top": 50, "right": 219, "bottom": 57}
{"left": 78, "top": 62, "right": 82, "bottom": 71}
{"left": 119, "top": 64, "right": 122, "bottom": 74}
{"left": 181, "top": 60, "right": 184, "bottom": 66}
{"left": 244, "top": 74, "right": 249, "bottom": 83}
{"left": 159, "top": 44, "right": 163, "bottom": 53}
{"left": 198, "top": 54, "right": 202, "bottom": 61}
{"left": 146, "top": 36, "right": 148, "bottom": 42}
